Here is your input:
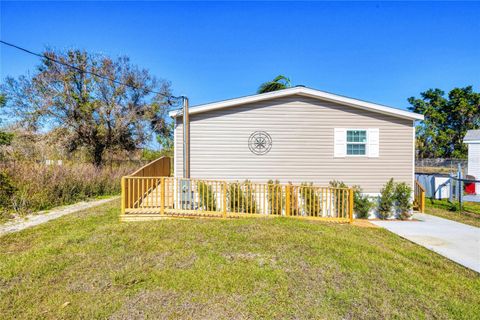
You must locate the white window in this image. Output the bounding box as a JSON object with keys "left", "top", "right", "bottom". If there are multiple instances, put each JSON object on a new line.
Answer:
{"left": 334, "top": 128, "right": 379, "bottom": 158}
{"left": 346, "top": 130, "right": 367, "bottom": 155}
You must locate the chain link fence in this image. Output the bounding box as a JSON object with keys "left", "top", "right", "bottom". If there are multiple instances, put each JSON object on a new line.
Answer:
{"left": 415, "top": 158, "right": 467, "bottom": 174}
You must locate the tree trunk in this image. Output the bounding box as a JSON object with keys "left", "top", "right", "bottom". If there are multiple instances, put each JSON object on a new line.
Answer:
{"left": 92, "top": 144, "right": 105, "bottom": 167}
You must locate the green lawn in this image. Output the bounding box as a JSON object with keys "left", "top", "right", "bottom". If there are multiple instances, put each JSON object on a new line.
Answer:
{"left": 1, "top": 200, "right": 479, "bottom": 319}
{"left": 426, "top": 198, "right": 480, "bottom": 228}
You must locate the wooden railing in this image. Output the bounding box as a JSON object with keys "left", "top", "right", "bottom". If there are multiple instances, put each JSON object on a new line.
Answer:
{"left": 413, "top": 180, "right": 426, "bottom": 213}
{"left": 129, "top": 156, "right": 171, "bottom": 177}
{"left": 121, "top": 177, "right": 354, "bottom": 223}
{"left": 122, "top": 157, "right": 171, "bottom": 210}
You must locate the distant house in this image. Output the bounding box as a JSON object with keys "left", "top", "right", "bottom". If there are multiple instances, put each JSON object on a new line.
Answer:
{"left": 464, "top": 130, "right": 480, "bottom": 191}
{"left": 169, "top": 87, "right": 423, "bottom": 194}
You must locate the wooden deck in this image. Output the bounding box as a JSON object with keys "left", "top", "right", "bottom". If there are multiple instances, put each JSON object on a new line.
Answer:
{"left": 121, "top": 175, "right": 353, "bottom": 223}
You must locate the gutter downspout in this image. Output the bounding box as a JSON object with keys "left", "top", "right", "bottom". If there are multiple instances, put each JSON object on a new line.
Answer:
{"left": 182, "top": 96, "right": 190, "bottom": 178}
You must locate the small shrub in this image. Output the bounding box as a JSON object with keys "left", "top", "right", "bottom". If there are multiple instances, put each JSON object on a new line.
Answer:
{"left": 228, "top": 182, "right": 245, "bottom": 213}
{"left": 299, "top": 182, "right": 322, "bottom": 216}
{"left": 378, "top": 178, "right": 395, "bottom": 219}
{"left": 243, "top": 180, "right": 257, "bottom": 214}
{"left": 228, "top": 181, "right": 257, "bottom": 213}
{"left": 196, "top": 181, "right": 217, "bottom": 212}
{"left": 329, "top": 180, "right": 349, "bottom": 217}
{"left": 287, "top": 182, "right": 299, "bottom": 216}
{"left": 0, "top": 171, "right": 16, "bottom": 211}
{"left": 267, "top": 179, "right": 283, "bottom": 215}
{"left": 329, "top": 180, "right": 347, "bottom": 189}
{"left": 395, "top": 182, "right": 412, "bottom": 220}
{"left": 352, "top": 185, "right": 373, "bottom": 219}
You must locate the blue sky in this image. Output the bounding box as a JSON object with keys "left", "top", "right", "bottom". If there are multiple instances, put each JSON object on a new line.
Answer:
{"left": 1, "top": 1, "right": 479, "bottom": 111}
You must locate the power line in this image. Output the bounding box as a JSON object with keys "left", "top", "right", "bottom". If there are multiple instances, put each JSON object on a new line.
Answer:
{"left": 0, "top": 40, "right": 182, "bottom": 101}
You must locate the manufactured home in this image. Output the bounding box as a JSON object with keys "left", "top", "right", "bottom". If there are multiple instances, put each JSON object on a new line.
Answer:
{"left": 169, "top": 87, "right": 424, "bottom": 194}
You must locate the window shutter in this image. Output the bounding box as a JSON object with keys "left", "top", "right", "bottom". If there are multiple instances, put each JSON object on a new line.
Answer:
{"left": 368, "top": 128, "right": 379, "bottom": 157}
{"left": 334, "top": 128, "right": 346, "bottom": 157}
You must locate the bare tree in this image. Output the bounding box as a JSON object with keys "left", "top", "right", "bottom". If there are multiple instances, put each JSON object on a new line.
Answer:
{"left": 1, "top": 49, "right": 175, "bottom": 166}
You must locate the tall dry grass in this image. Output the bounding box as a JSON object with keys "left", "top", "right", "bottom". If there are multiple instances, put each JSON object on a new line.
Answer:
{"left": 0, "top": 162, "right": 136, "bottom": 219}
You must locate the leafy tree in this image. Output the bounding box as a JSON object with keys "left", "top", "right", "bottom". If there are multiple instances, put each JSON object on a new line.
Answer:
{"left": 0, "top": 94, "right": 13, "bottom": 147}
{"left": 408, "top": 86, "right": 480, "bottom": 158}
{"left": 1, "top": 49, "right": 174, "bottom": 166}
{"left": 156, "top": 121, "right": 174, "bottom": 157}
{"left": 257, "top": 75, "right": 292, "bottom": 93}
{"left": 141, "top": 149, "right": 163, "bottom": 161}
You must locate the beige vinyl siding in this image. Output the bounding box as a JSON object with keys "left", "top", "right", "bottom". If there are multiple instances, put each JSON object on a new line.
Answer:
{"left": 175, "top": 95, "right": 414, "bottom": 193}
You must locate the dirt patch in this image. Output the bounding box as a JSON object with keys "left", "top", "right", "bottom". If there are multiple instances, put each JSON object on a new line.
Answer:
{"left": 67, "top": 274, "right": 112, "bottom": 293}
{"left": 0, "top": 276, "right": 22, "bottom": 295}
{"left": 222, "top": 252, "right": 278, "bottom": 268}
{"left": 109, "top": 290, "right": 246, "bottom": 320}
{"left": 352, "top": 220, "right": 381, "bottom": 228}
{"left": 408, "top": 236, "right": 448, "bottom": 247}
{"left": 173, "top": 253, "right": 198, "bottom": 269}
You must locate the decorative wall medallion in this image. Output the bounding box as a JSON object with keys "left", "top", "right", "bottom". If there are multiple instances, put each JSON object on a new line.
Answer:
{"left": 248, "top": 131, "right": 272, "bottom": 155}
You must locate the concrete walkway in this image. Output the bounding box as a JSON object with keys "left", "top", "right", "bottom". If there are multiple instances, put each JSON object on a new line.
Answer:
{"left": 371, "top": 213, "right": 480, "bottom": 273}
{"left": 463, "top": 194, "right": 480, "bottom": 203}
{"left": 0, "top": 197, "right": 119, "bottom": 236}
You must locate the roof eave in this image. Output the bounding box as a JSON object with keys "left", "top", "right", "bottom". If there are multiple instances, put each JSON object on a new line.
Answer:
{"left": 464, "top": 139, "right": 480, "bottom": 144}
{"left": 168, "top": 87, "right": 424, "bottom": 121}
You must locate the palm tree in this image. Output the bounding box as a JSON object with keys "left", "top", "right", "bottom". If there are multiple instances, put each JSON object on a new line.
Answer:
{"left": 257, "top": 75, "right": 292, "bottom": 94}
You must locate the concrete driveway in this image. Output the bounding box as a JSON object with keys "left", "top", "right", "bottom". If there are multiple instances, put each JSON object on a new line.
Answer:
{"left": 463, "top": 194, "right": 480, "bottom": 203}
{"left": 371, "top": 213, "right": 480, "bottom": 273}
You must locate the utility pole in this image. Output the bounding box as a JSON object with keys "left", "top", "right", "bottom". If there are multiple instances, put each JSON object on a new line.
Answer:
{"left": 182, "top": 96, "right": 190, "bottom": 178}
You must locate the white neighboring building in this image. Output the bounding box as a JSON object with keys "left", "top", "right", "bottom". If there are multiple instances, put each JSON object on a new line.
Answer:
{"left": 464, "top": 129, "right": 480, "bottom": 192}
